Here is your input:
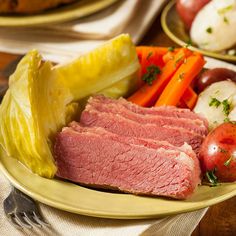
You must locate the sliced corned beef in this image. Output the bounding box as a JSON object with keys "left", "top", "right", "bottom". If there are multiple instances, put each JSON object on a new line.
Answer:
{"left": 87, "top": 96, "right": 207, "bottom": 136}
{"left": 91, "top": 94, "right": 208, "bottom": 129}
{"left": 80, "top": 109, "right": 203, "bottom": 153}
{"left": 54, "top": 126, "right": 201, "bottom": 199}
{"left": 69, "top": 121, "right": 201, "bottom": 187}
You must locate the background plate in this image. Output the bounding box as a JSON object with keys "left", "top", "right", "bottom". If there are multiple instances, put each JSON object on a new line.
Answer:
{"left": 161, "top": 0, "right": 236, "bottom": 62}
{"left": 0, "top": 148, "right": 236, "bottom": 219}
{"left": 0, "top": 0, "right": 118, "bottom": 27}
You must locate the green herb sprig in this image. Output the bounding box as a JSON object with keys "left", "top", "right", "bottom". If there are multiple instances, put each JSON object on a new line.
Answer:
{"left": 142, "top": 65, "right": 161, "bottom": 85}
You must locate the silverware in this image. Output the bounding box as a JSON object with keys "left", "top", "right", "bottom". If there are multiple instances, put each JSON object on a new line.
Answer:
{"left": 3, "top": 187, "right": 49, "bottom": 228}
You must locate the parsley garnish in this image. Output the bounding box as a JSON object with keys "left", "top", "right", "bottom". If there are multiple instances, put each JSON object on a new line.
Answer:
{"left": 142, "top": 65, "right": 161, "bottom": 85}
{"left": 146, "top": 52, "right": 153, "bottom": 60}
{"left": 178, "top": 73, "right": 185, "bottom": 81}
{"left": 206, "top": 169, "right": 218, "bottom": 186}
{"left": 218, "top": 5, "right": 233, "bottom": 14}
{"left": 168, "top": 46, "right": 175, "bottom": 52}
{"left": 223, "top": 16, "right": 229, "bottom": 24}
{"left": 185, "top": 39, "right": 192, "bottom": 48}
{"left": 224, "top": 117, "right": 230, "bottom": 123}
{"left": 209, "top": 97, "right": 221, "bottom": 108}
{"left": 219, "top": 147, "right": 227, "bottom": 153}
{"left": 222, "top": 99, "right": 231, "bottom": 116}
{"left": 224, "top": 156, "right": 233, "bottom": 167}
{"left": 206, "top": 27, "right": 213, "bottom": 34}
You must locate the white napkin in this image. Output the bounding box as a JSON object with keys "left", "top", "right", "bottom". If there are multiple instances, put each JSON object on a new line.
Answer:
{"left": 0, "top": 171, "right": 207, "bottom": 236}
{"left": 0, "top": 0, "right": 167, "bottom": 63}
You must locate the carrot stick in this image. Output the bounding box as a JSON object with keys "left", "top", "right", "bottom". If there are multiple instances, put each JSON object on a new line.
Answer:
{"left": 162, "top": 51, "right": 175, "bottom": 64}
{"left": 127, "top": 48, "right": 192, "bottom": 106}
{"left": 155, "top": 54, "right": 205, "bottom": 107}
{"left": 181, "top": 87, "right": 198, "bottom": 109}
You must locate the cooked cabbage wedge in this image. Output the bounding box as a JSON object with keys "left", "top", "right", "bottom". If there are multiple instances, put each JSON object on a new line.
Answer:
{"left": 0, "top": 34, "right": 140, "bottom": 178}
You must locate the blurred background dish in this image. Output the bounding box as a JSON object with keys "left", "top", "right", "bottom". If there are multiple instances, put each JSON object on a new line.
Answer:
{"left": 0, "top": 0, "right": 118, "bottom": 26}
{"left": 161, "top": 0, "right": 236, "bottom": 62}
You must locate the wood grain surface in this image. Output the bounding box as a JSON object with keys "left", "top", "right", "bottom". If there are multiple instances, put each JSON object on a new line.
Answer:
{"left": 0, "top": 7, "right": 235, "bottom": 236}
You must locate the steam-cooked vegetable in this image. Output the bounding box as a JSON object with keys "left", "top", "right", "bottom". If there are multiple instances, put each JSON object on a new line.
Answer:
{"left": 0, "top": 51, "right": 74, "bottom": 177}
{"left": 0, "top": 34, "right": 140, "bottom": 178}
{"left": 190, "top": 0, "right": 236, "bottom": 51}
{"left": 196, "top": 68, "right": 236, "bottom": 93}
{"left": 199, "top": 122, "right": 236, "bottom": 182}
{"left": 194, "top": 80, "right": 236, "bottom": 129}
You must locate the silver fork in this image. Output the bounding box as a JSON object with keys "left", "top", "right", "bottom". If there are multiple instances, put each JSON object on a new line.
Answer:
{"left": 3, "top": 187, "right": 50, "bottom": 229}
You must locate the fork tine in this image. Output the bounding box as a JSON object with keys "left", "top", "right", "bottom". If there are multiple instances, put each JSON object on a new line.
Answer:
{"left": 33, "top": 211, "right": 50, "bottom": 226}
{"left": 15, "top": 213, "right": 32, "bottom": 228}
{"left": 23, "top": 212, "right": 42, "bottom": 227}
{"left": 8, "top": 215, "right": 23, "bottom": 229}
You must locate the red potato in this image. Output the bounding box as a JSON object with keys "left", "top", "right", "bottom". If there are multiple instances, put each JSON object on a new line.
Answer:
{"left": 176, "top": 0, "right": 211, "bottom": 30}
{"left": 199, "top": 122, "right": 236, "bottom": 182}
{"left": 196, "top": 68, "right": 236, "bottom": 93}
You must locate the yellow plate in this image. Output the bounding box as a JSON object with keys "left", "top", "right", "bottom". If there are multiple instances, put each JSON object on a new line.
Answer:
{"left": 161, "top": 0, "right": 236, "bottom": 62}
{"left": 0, "top": 147, "right": 235, "bottom": 219}
{"left": 0, "top": 0, "right": 118, "bottom": 27}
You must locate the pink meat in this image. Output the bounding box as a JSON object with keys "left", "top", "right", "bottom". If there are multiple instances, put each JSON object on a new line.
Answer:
{"left": 54, "top": 127, "right": 200, "bottom": 199}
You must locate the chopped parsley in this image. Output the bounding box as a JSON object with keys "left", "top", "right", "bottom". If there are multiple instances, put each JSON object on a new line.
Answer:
{"left": 224, "top": 117, "right": 230, "bottom": 123}
{"left": 223, "top": 16, "right": 229, "bottom": 24}
{"left": 206, "top": 27, "right": 213, "bottom": 34}
{"left": 206, "top": 169, "right": 218, "bottom": 186}
{"left": 178, "top": 73, "right": 185, "bottom": 81}
{"left": 209, "top": 97, "right": 221, "bottom": 108}
{"left": 142, "top": 65, "right": 161, "bottom": 85}
{"left": 168, "top": 46, "right": 175, "bottom": 52}
{"left": 219, "top": 147, "right": 227, "bottom": 153}
{"left": 146, "top": 52, "right": 153, "bottom": 60}
{"left": 185, "top": 39, "right": 192, "bottom": 48}
{"left": 218, "top": 5, "right": 233, "bottom": 15}
{"left": 224, "top": 156, "right": 233, "bottom": 167}
{"left": 222, "top": 99, "right": 231, "bottom": 116}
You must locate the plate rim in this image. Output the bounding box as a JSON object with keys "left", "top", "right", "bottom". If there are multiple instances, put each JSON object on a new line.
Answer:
{"left": 0, "top": 0, "right": 118, "bottom": 27}
{"left": 0, "top": 149, "right": 236, "bottom": 219}
{"left": 161, "top": 0, "right": 236, "bottom": 62}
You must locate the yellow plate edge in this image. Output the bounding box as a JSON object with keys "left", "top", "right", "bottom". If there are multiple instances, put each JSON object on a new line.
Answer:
{"left": 161, "top": 0, "right": 236, "bottom": 62}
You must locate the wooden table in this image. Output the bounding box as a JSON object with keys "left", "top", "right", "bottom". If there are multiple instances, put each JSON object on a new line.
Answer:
{"left": 0, "top": 9, "right": 235, "bottom": 236}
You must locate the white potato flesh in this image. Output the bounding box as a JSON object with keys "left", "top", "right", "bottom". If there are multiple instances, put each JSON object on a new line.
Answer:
{"left": 190, "top": 0, "right": 236, "bottom": 51}
{"left": 194, "top": 80, "right": 236, "bottom": 129}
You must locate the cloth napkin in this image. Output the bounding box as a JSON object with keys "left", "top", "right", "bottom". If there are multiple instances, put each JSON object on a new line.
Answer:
{"left": 0, "top": 171, "right": 207, "bottom": 236}
{"left": 0, "top": 0, "right": 166, "bottom": 63}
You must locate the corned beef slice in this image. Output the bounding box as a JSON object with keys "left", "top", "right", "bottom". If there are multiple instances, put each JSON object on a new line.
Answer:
{"left": 54, "top": 126, "right": 201, "bottom": 199}
{"left": 69, "top": 122, "right": 201, "bottom": 188}
{"left": 80, "top": 109, "right": 203, "bottom": 153}
{"left": 87, "top": 96, "right": 207, "bottom": 136}
{"left": 91, "top": 95, "right": 208, "bottom": 129}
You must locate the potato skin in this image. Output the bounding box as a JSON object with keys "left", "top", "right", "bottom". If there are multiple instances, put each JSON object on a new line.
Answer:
{"left": 196, "top": 68, "right": 236, "bottom": 93}
{"left": 176, "top": 0, "right": 210, "bottom": 29}
{"left": 199, "top": 122, "right": 236, "bottom": 182}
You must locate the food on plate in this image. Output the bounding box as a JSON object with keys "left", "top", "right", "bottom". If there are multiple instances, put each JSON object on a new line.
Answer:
{"left": 128, "top": 48, "right": 205, "bottom": 108}
{"left": 176, "top": 0, "right": 210, "bottom": 29}
{"left": 194, "top": 80, "right": 236, "bottom": 129}
{"left": 196, "top": 68, "right": 236, "bottom": 92}
{"left": 0, "top": 0, "right": 77, "bottom": 14}
{"left": 155, "top": 52, "right": 205, "bottom": 106}
{"left": 54, "top": 95, "right": 202, "bottom": 199}
{"left": 199, "top": 122, "right": 236, "bottom": 182}
{"left": 2, "top": 34, "right": 236, "bottom": 200}
{"left": 190, "top": 0, "right": 236, "bottom": 51}
{"left": 0, "top": 34, "right": 139, "bottom": 177}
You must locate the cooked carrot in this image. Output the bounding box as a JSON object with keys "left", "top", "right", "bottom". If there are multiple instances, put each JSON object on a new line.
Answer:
{"left": 181, "top": 87, "right": 198, "bottom": 109}
{"left": 127, "top": 48, "right": 192, "bottom": 106}
{"left": 162, "top": 51, "right": 175, "bottom": 64}
{"left": 155, "top": 54, "right": 205, "bottom": 107}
